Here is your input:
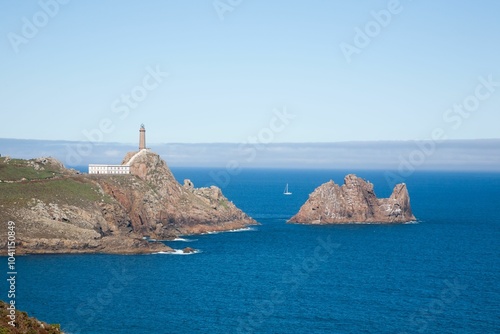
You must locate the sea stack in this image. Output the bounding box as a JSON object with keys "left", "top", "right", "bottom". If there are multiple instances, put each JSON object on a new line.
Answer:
{"left": 289, "top": 174, "right": 416, "bottom": 224}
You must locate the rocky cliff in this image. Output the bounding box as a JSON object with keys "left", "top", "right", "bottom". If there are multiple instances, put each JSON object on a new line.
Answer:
{"left": 0, "top": 152, "right": 256, "bottom": 254}
{"left": 100, "top": 149, "right": 256, "bottom": 236}
{"left": 289, "top": 174, "right": 416, "bottom": 224}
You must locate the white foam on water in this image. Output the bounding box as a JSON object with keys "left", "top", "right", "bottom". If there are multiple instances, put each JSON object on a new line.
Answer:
{"left": 227, "top": 227, "right": 257, "bottom": 232}
{"left": 172, "top": 238, "right": 198, "bottom": 242}
{"left": 201, "top": 227, "right": 257, "bottom": 235}
{"left": 153, "top": 249, "right": 201, "bottom": 255}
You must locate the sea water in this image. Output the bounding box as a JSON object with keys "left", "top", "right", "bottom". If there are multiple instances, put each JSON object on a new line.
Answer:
{"left": 3, "top": 169, "right": 499, "bottom": 333}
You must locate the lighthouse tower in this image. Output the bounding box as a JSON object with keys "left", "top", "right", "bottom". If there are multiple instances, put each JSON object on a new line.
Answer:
{"left": 139, "top": 124, "right": 146, "bottom": 150}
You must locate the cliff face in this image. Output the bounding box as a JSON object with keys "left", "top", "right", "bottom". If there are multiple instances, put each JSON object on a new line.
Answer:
{"left": 98, "top": 149, "right": 257, "bottom": 237}
{"left": 0, "top": 152, "right": 256, "bottom": 255}
{"left": 289, "top": 174, "right": 416, "bottom": 224}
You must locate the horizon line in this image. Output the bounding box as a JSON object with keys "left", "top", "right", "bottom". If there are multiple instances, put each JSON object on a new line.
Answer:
{"left": 1, "top": 137, "right": 500, "bottom": 145}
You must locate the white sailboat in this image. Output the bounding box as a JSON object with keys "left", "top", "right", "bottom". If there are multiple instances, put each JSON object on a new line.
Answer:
{"left": 283, "top": 183, "right": 292, "bottom": 195}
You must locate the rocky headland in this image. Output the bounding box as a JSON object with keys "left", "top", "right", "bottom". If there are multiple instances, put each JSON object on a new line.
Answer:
{"left": 289, "top": 174, "right": 416, "bottom": 224}
{"left": 0, "top": 151, "right": 256, "bottom": 255}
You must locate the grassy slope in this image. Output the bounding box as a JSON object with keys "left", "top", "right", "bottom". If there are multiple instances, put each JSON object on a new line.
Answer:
{"left": 0, "top": 178, "right": 107, "bottom": 207}
{"left": 0, "top": 158, "right": 62, "bottom": 181}
{"left": 0, "top": 158, "right": 114, "bottom": 205}
{"left": 0, "top": 158, "right": 114, "bottom": 221}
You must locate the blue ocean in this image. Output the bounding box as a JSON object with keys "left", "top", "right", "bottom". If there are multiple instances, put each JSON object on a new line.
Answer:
{"left": 4, "top": 169, "right": 500, "bottom": 333}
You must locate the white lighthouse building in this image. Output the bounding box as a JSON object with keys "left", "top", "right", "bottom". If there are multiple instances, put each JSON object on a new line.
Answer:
{"left": 88, "top": 125, "right": 147, "bottom": 175}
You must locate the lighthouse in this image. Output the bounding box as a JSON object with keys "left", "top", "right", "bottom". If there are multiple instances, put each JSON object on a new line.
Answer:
{"left": 139, "top": 124, "right": 146, "bottom": 150}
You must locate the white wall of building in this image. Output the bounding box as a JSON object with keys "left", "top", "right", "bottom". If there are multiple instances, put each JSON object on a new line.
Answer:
{"left": 88, "top": 164, "right": 130, "bottom": 175}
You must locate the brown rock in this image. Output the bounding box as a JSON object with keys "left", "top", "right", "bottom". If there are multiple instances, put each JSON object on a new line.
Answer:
{"left": 182, "top": 247, "right": 196, "bottom": 254}
{"left": 289, "top": 174, "right": 416, "bottom": 224}
{"left": 101, "top": 150, "right": 258, "bottom": 238}
{"left": 183, "top": 179, "right": 194, "bottom": 190}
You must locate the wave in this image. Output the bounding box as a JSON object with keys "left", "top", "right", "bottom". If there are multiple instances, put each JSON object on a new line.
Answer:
{"left": 143, "top": 237, "right": 198, "bottom": 242}
{"left": 227, "top": 227, "right": 257, "bottom": 233}
{"left": 172, "top": 238, "right": 198, "bottom": 242}
{"left": 153, "top": 249, "right": 201, "bottom": 255}
{"left": 225, "top": 227, "right": 257, "bottom": 232}
{"left": 201, "top": 227, "right": 257, "bottom": 235}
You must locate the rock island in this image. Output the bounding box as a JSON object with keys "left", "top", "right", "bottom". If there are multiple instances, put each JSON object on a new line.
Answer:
{"left": 289, "top": 174, "right": 416, "bottom": 224}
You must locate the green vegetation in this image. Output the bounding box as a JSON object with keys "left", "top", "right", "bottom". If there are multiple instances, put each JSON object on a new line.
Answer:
{"left": 0, "top": 301, "right": 63, "bottom": 334}
{"left": 0, "top": 177, "right": 111, "bottom": 207}
{"left": 0, "top": 158, "right": 63, "bottom": 181}
{"left": 219, "top": 199, "right": 229, "bottom": 209}
{"left": 0, "top": 157, "right": 115, "bottom": 209}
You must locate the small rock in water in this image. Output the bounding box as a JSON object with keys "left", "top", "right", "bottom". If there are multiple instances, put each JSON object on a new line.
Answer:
{"left": 183, "top": 247, "right": 196, "bottom": 254}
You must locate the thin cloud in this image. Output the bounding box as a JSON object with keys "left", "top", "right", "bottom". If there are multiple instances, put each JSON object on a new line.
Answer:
{"left": 0, "top": 138, "right": 499, "bottom": 171}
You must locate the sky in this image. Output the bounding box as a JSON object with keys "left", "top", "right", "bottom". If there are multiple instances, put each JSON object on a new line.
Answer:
{"left": 1, "top": 0, "right": 499, "bottom": 145}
